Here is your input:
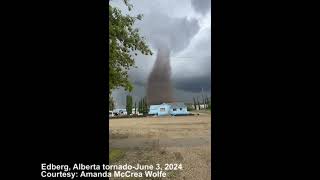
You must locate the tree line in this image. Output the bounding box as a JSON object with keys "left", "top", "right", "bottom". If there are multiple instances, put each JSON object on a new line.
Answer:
{"left": 126, "top": 95, "right": 148, "bottom": 115}
{"left": 193, "top": 96, "right": 211, "bottom": 110}
{"left": 110, "top": 94, "right": 211, "bottom": 112}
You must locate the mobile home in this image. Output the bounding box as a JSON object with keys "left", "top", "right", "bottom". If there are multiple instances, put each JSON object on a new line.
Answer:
{"left": 148, "top": 102, "right": 189, "bottom": 116}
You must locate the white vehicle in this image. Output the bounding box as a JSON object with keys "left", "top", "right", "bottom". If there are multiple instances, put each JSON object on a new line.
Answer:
{"left": 120, "top": 111, "right": 127, "bottom": 115}
{"left": 109, "top": 111, "right": 115, "bottom": 117}
{"left": 113, "top": 109, "right": 127, "bottom": 116}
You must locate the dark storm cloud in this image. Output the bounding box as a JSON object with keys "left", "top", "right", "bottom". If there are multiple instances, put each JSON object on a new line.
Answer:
{"left": 191, "top": 0, "right": 211, "bottom": 15}
{"left": 173, "top": 76, "right": 211, "bottom": 93}
{"left": 110, "top": 0, "right": 211, "bottom": 107}
{"left": 131, "top": 74, "right": 211, "bottom": 94}
{"left": 129, "top": 27, "right": 211, "bottom": 95}
{"left": 135, "top": 12, "right": 200, "bottom": 53}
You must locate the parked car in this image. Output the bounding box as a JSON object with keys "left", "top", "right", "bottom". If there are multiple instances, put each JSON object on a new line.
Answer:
{"left": 112, "top": 109, "right": 127, "bottom": 116}
{"left": 109, "top": 111, "right": 114, "bottom": 117}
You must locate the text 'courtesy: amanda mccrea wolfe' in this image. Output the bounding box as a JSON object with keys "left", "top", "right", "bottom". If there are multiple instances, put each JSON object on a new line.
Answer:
{"left": 41, "top": 163, "right": 183, "bottom": 178}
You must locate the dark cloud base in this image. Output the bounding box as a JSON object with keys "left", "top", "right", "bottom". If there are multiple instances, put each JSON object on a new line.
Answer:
{"left": 133, "top": 76, "right": 211, "bottom": 93}
{"left": 173, "top": 76, "right": 211, "bottom": 93}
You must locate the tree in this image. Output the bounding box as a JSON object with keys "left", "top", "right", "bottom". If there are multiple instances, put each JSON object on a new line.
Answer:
{"left": 204, "top": 96, "right": 208, "bottom": 109}
{"left": 129, "top": 96, "right": 133, "bottom": 114}
{"left": 193, "top": 97, "right": 197, "bottom": 110}
{"left": 126, "top": 95, "right": 128, "bottom": 113}
{"left": 109, "top": 0, "right": 152, "bottom": 95}
{"left": 197, "top": 97, "right": 201, "bottom": 110}
{"left": 126, "top": 95, "right": 133, "bottom": 115}
{"left": 141, "top": 98, "right": 145, "bottom": 115}
{"left": 139, "top": 99, "right": 143, "bottom": 114}
{"left": 138, "top": 100, "right": 141, "bottom": 114}
{"left": 208, "top": 97, "right": 211, "bottom": 110}
{"left": 138, "top": 97, "right": 148, "bottom": 115}
{"left": 187, "top": 104, "right": 192, "bottom": 111}
{"left": 143, "top": 97, "right": 148, "bottom": 115}
{"left": 109, "top": 95, "right": 115, "bottom": 110}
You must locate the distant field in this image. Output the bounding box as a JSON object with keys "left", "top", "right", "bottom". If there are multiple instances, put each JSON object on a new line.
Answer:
{"left": 109, "top": 113, "right": 211, "bottom": 180}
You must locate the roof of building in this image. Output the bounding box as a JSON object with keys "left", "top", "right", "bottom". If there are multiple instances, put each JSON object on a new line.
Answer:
{"left": 149, "top": 102, "right": 186, "bottom": 108}
{"left": 165, "top": 102, "right": 187, "bottom": 108}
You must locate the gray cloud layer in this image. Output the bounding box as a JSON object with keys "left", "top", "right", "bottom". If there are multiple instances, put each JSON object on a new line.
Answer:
{"left": 136, "top": 12, "right": 200, "bottom": 52}
{"left": 191, "top": 0, "right": 211, "bottom": 15}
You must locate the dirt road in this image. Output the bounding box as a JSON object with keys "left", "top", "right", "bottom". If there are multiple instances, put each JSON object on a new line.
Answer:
{"left": 109, "top": 112, "right": 211, "bottom": 179}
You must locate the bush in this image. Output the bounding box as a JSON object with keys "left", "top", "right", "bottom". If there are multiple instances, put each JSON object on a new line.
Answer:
{"left": 109, "top": 114, "right": 147, "bottom": 119}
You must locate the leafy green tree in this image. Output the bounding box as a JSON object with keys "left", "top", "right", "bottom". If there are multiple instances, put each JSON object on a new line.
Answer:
{"left": 187, "top": 104, "right": 192, "bottom": 111}
{"left": 130, "top": 96, "right": 133, "bottom": 114}
{"left": 109, "top": 0, "right": 152, "bottom": 94}
{"left": 140, "top": 99, "right": 142, "bottom": 114}
{"left": 141, "top": 99, "right": 144, "bottom": 113}
{"left": 126, "top": 95, "right": 133, "bottom": 115}
{"left": 141, "top": 98, "right": 145, "bottom": 114}
{"left": 143, "top": 97, "right": 148, "bottom": 115}
{"left": 126, "top": 95, "right": 128, "bottom": 113}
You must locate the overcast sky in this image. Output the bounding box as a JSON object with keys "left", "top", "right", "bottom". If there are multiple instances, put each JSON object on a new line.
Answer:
{"left": 110, "top": 0, "right": 211, "bottom": 108}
